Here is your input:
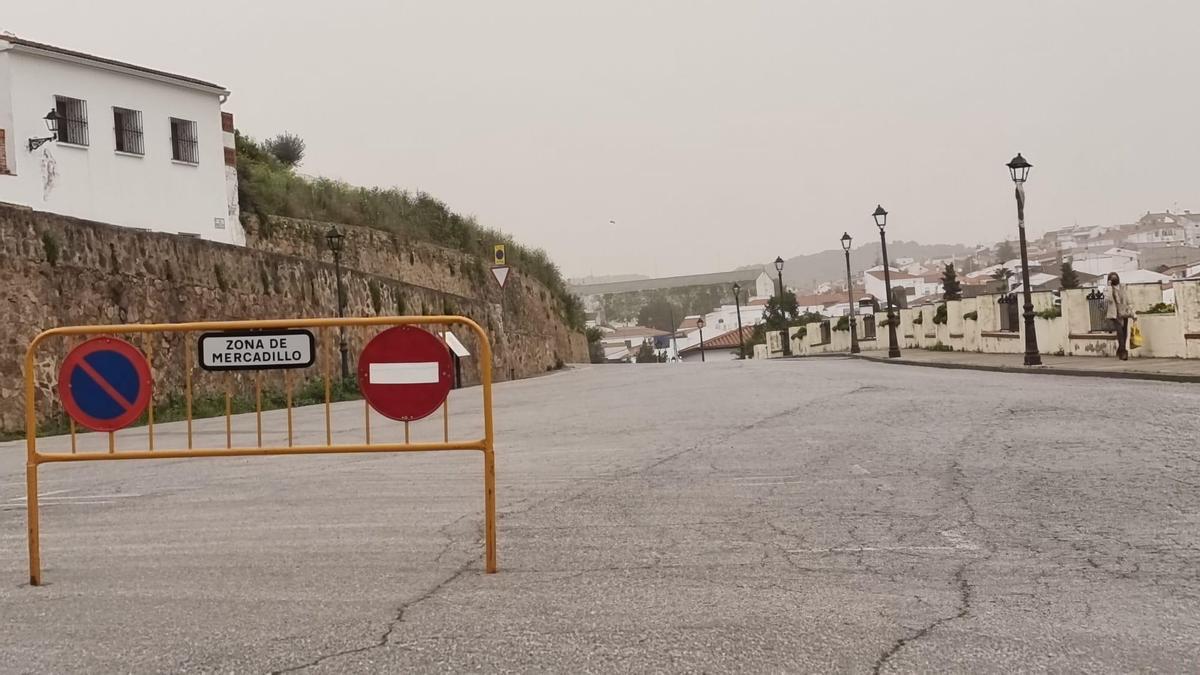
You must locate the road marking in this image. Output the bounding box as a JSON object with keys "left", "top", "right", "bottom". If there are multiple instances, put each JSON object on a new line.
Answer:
{"left": 369, "top": 362, "right": 439, "bottom": 384}
{"left": 6, "top": 493, "right": 142, "bottom": 503}
{"left": 788, "top": 546, "right": 963, "bottom": 553}
{"left": 788, "top": 531, "right": 978, "bottom": 554}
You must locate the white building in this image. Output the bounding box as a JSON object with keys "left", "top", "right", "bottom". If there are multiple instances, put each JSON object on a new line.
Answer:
{"left": 0, "top": 34, "right": 242, "bottom": 244}
{"left": 1070, "top": 247, "right": 1139, "bottom": 277}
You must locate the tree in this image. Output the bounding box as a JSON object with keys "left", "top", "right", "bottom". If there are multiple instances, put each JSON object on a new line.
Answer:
{"left": 995, "top": 240, "right": 1016, "bottom": 264}
{"left": 761, "top": 290, "right": 800, "bottom": 331}
{"left": 637, "top": 298, "right": 681, "bottom": 333}
{"left": 992, "top": 266, "right": 1013, "bottom": 289}
{"left": 1060, "top": 261, "right": 1080, "bottom": 289}
{"left": 941, "top": 262, "right": 962, "bottom": 300}
{"left": 634, "top": 341, "right": 658, "bottom": 364}
{"left": 264, "top": 132, "right": 306, "bottom": 167}
{"left": 585, "top": 327, "right": 605, "bottom": 364}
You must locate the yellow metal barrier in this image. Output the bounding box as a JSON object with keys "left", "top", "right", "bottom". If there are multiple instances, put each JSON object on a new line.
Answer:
{"left": 24, "top": 315, "right": 496, "bottom": 586}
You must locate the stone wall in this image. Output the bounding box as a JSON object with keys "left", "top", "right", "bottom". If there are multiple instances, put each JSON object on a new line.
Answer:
{"left": 0, "top": 203, "right": 587, "bottom": 432}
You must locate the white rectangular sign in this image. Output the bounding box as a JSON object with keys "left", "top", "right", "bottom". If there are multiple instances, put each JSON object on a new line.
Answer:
{"left": 443, "top": 332, "right": 471, "bottom": 357}
{"left": 369, "top": 362, "right": 440, "bottom": 384}
{"left": 198, "top": 330, "right": 316, "bottom": 371}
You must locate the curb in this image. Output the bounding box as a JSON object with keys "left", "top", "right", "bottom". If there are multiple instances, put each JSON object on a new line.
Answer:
{"left": 848, "top": 353, "right": 1200, "bottom": 384}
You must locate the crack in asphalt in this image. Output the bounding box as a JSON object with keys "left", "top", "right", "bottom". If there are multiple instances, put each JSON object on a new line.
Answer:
{"left": 871, "top": 564, "right": 973, "bottom": 675}
{"left": 269, "top": 558, "right": 474, "bottom": 674}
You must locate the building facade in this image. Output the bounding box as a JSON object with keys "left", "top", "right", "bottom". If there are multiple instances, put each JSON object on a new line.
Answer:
{"left": 0, "top": 35, "right": 242, "bottom": 244}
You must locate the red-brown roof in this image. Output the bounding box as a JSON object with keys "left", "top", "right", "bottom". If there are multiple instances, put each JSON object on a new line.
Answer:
{"left": 679, "top": 326, "right": 755, "bottom": 354}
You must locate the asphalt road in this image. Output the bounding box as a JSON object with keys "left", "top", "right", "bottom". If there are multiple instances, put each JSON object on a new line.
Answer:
{"left": 1, "top": 358, "right": 1198, "bottom": 672}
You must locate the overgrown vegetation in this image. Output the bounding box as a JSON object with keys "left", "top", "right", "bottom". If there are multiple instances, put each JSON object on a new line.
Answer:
{"left": 912, "top": 313, "right": 924, "bottom": 325}
{"left": 833, "top": 315, "right": 850, "bottom": 331}
{"left": 236, "top": 132, "right": 584, "bottom": 329}
{"left": 963, "top": 310, "right": 978, "bottom": 321}
{"left": 1036, "top": 306, "right": 1063, "bottom": 319}
{"left": 928, "top": 341, "right": 953, "bottom": 352}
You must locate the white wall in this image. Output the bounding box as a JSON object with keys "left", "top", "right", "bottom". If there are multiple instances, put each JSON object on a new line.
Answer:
{"left": 0, "top": 48, "right": 243, "bottom": 245}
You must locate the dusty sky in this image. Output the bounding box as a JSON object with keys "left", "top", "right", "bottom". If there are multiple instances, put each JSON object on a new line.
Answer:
{"left": 6, "top": 1, "right": 1199, "bottom": 278}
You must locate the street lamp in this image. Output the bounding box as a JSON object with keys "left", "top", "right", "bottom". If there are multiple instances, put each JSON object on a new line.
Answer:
{"left": 840, "top": 232, "right": 860, "bottom": 354}
{"left": 1007, "top": 152, "right": 1041, "bottom": 366}
{"left": 774, "top": 256, "right": 790, "bottom": 356}
{"left": 732, "top": 282, "right": 746, "bottom": 359}
{"left": 325, "top": 226, "right": 351, "bottom": 380}
{"left": 696, "top": 316, "right": 707, "bottom": 363}
{"left": 28, "top": 110, "right": 59, "bottom": 151}
{"left": 873, "top": 205, "right": 901, "bottom": 358}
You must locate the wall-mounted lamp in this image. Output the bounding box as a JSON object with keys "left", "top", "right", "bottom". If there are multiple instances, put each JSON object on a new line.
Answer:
{"left": 28, "top": 110, "right": 59, "bottom": 151}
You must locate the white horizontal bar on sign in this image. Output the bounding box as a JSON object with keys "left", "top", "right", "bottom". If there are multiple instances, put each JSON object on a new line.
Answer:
{"left": 369, "top": 362, "right": 440, "bottom": 385}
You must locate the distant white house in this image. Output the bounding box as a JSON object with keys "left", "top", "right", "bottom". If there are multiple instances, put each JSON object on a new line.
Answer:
{"left": 0, "top": 33, "right": 242, "bottom": 244}
{"left": 1070, "top": 247, "right": 1139, "bottom": 277}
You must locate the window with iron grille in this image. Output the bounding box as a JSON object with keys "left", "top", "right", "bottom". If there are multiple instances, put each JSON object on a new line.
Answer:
{"left": 54, "top": 96, "right": 88, "bottom": 146}
{"left": 863, "top": 315, "right": 877, "bottom": 339}
{"left": 113, "top": 107, "right": 144, "bottom": 155}
{"left": 998, "top": 295, "right": 1020, "bottom": 331}
{"left": 170, "top": 117, "right": 198, "bottom": 164}
{"left": 1086, "top": 289, "right": 1109, "bottom": 331}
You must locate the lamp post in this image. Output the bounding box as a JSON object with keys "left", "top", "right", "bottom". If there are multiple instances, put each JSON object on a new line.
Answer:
{"left": 1007, "top": 153, "right": 1041, "bottom": 366}
{"left": 732, "top": 282, "right": 746, "bottom": 359}
{"left": 325, "top": 227, "right": 351, "bottom": 381}
{"left": 28, "top": 110, "right": 59, "bottom": 151}
{"left": 774, "top": 256, "right": 790, "bottom": 356}
{"left": 840, "top": 232, "right": 861, "bottom": 354}
{"left": 696, "top": 316, "right": 706, "bottom": 363}
{"left": 873, "top": 206, "right": 901, "bottom": 358}
{"left": 667, "top": 304, "right": 680, "bottom": 362}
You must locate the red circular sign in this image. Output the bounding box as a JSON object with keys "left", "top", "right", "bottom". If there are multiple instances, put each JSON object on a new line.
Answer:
{"left": 358, "top": 326, "right": 453, "bottom": 422}
{"left": 58, "top": 337, "right": 153, "bottom": 432}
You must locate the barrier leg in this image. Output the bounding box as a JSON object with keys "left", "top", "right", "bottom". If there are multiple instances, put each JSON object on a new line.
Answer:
{"left": 484, "top": 449, "right": 497, "bottom": 573}
{"left": 27, "top": 461, "right": 41, "bottom": 586}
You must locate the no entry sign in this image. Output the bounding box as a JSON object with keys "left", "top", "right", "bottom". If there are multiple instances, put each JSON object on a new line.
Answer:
{"left": 58, "top": 337, "right": 152, "bottom": 432}
{"left": 358, "top": 326, "right": 453, "bottom": 421}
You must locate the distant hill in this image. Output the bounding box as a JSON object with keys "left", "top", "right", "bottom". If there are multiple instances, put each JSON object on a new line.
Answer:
{"left": 772, "top": 241, "right": 977, "bottom": 290}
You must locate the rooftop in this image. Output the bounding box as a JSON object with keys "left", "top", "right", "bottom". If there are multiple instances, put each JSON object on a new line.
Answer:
{"left": 0, "top": 33, "right": 228, "bottom": 94}
{"left": 679, "top": 326, "right": 756, "bottom": 354}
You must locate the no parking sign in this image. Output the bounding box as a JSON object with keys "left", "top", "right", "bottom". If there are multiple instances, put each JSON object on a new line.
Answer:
{"left": 57, "top": 337, "right": 152, "bottom": 432}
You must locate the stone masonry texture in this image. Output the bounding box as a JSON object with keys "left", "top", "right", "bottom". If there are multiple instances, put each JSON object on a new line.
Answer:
{"left": 0, "top": 202, "right": 587, "bottom": 432}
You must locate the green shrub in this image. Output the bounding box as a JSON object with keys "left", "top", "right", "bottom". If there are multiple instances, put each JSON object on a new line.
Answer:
{"left": 1035, "top": 306, "right": 1062, "bottom": 319}
{"left": 932, "top": 304, "right": 948, "bottom": 325}
{"left": 1139, "top": 302, "right": 1176, "bottom": 315}
{"left": 963, "top": 311, "right": 978, "bottom": 321}
{"left": 833, "top": 316, "right": 850, "bottom": 331}
{"left": 912, "top": 314, "right": 924, "bottom": 325}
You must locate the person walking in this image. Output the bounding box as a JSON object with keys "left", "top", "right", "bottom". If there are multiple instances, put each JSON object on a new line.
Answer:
{"left": 1105, "top": 272, "right": 1135, "bottom": 360}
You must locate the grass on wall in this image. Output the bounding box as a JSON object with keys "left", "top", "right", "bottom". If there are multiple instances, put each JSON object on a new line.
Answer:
{"left": 236, "top": 133, "right": 584, "bottom": 329}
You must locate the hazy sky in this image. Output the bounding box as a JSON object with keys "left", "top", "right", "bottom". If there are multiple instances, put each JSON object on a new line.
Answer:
{"left": 7, "top": 1, "right": 1199, "bottom": 278}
